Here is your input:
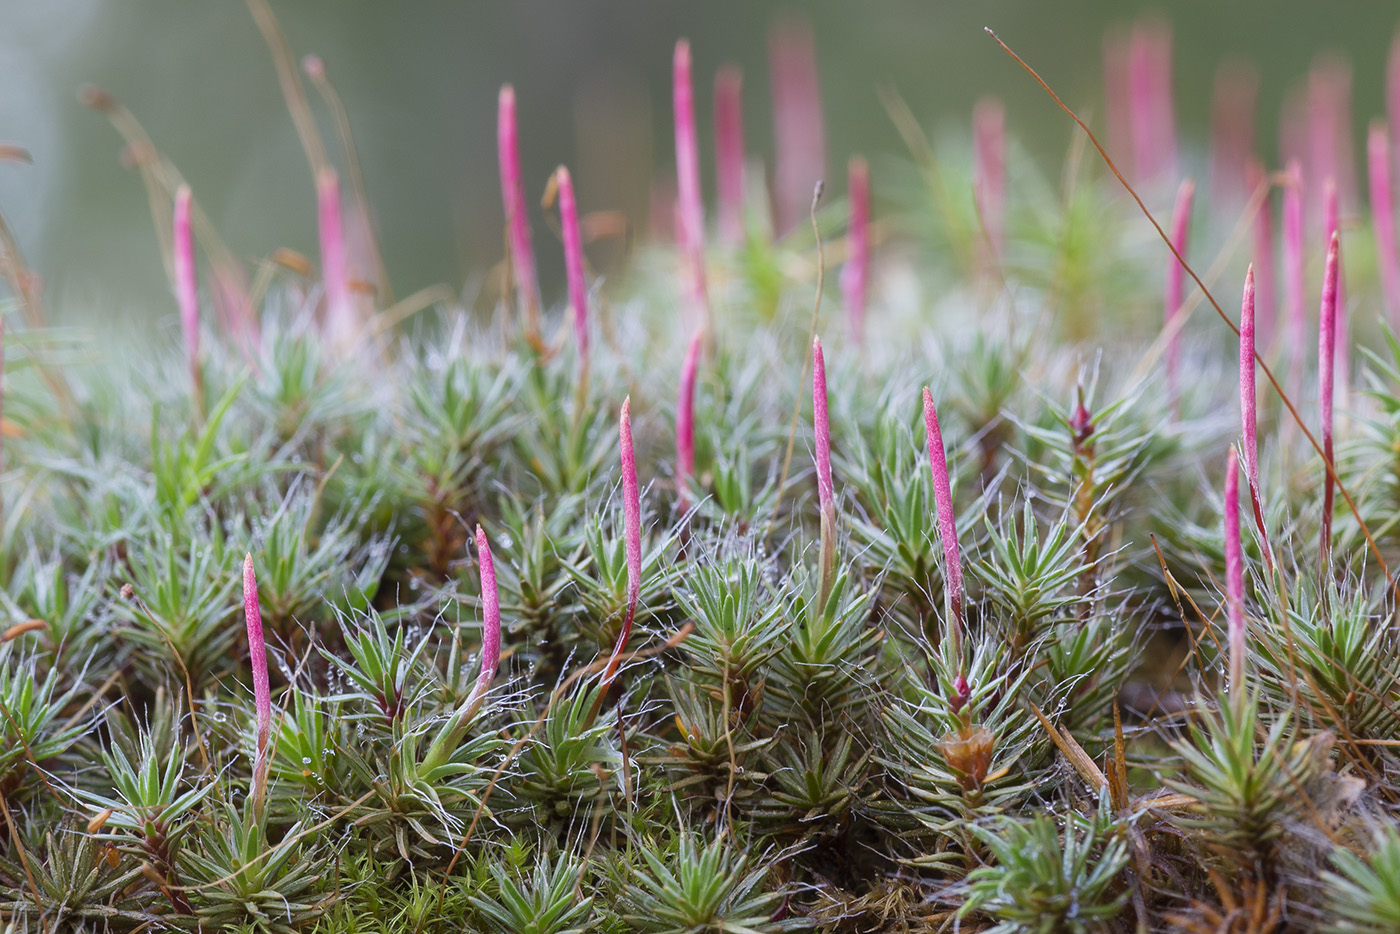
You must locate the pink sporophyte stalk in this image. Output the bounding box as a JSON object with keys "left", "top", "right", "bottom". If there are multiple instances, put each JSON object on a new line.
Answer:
{"left": 419, "top": 525, "right": 504, "bottom": 771}
{"left": 812, "top": 336, "right": 837, "bottom": 595}
{"left": 1324, "top": 179, "right": 1349, "bottom": 407}
{"left": 673, "top": 40, "right": 709, "bottom": 329}
{"left": 811, "top": 337, "right": 835, "bottom": 512}
{"left": 1319, "top": 230, "right": 1340, "bottom": 558}
{"left": 600, "top": 397, "right": 643, "bottom": 693}
{"left": 554, "top": 166, "right": 589, "bottom": 359}
{"left": 214, "top": 268, "right": 259, "bottom": 362}
{"left": 811, "top": 337, "right": 834, "bottom": 512}
{"left": 1071, "top": 389, "right": 1094, "bottom": 453}
{"left": 675, "top": 330, "right": 702, "bottom": 509}
{"left": 1238, "top": 267, "right": 1257, "bottom": 488}
{"left": 922, "top": 387, "right": 964, "bottom": 655}
{"left": 840, "top": 158, "right": 870, "bottom": 343}
{"left": 1164, "top": 179, "right": 1195, "bottom": 406}
{"left": 1278, "top": 88, "right": 1308, "bottom": 195}
{"left": 1127, "top": 24, "right": 1155, "bottom": 183}
{"left": 1284, "top": 160, "right": 1307, "bottom": 396}
{"left": 463, "top": 525, "right": 501, "bottom": 718}
{"left": 714, "top": 65, "right": 746, "bottom": 245}
{"left": 621, "top": 397, "right": 642, "bottom": 613}
{"left": 1128, "top": 17, "right": 1177, "bottom": 184}
{"left": 1209, "top": 61, "right": 1258, "bottom": 208}
{"left": 1151, "top": 22, "right": 1179, "bottom": 180}
{"left": 172, "top": 185, "right": 199, "bottom": 384}
{"left": 317, "top": 168, "right": 355, "bottom": 341}
{"left": 242, "top": 554, "right": 272, "bottom": 814}
{"left": 1309, "top": 55, "right": 1357, "bottom": 214}
{"left": 498, "top": 85, "right": 542, "bottom": 331}
{"left": 1223, "top": 447, "right": 1246, "bottom": 696}
{"left": 1238, "top": 266, "right": 1273, "bottom": 569}
{"left": 1369, "top": 122, "right": 1400, "bottom": 324}
{"left": 949, "top": 673, "right": 971, "bottom": 715}
{"left": 1390, "top": 33, "right": 1400, "bottom": 163}
{"left": 972, "top": 97, "right": 1006, "bottom": 264}
{"left": 768, "top": 13, "right": 826, "bottom": 235}
{"left": 1245, "top": 160, "right": 1276, "bottom": 350}
{"left": 1102, "top": 27, "right": 1133, "bottom": 176}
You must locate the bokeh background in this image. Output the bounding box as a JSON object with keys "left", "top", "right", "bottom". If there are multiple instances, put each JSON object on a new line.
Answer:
{"left": 1, "top": 0, "right": 1397, "bottom": 322}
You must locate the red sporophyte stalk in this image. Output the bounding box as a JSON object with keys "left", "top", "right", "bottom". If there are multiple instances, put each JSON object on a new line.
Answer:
{"left": 1128, "top": 17, "right": 1177, "bottom": 184}
{"left": 811, "top": 337, "right": 834, "bottom": 512}
{"left": 215, "top": 268, "right": 259, "bottom": 363}
{"left": 1369, "top": 122, "right": 1400, "bottom": 324}
{"left": 172, "top": 185, "right": 199, "bottom": 388}
{"left": 1164, "top": 178, "right": 1195, "bottom": 407}
{"left": 1238, "top": 266, "right": 1273, "bottom": 570}
{"left": 1284, "top": 160, "right": 1306, "bottom": 398}
{"left": 1319, "top": 230, "right": 1340, "bottom": 559}
{"left": 600, "top": 397, "right": 642, "bottom": 693}
{"left": 1245, "top": 160, "right": 1275, "bottom": 349}
{"left": 972, "top": 97, "right": 1005, "bottom": 263}
{"left": 1224, "top": 448, "right": 1246, "bottom": 698}
{"left": 676, "top": 331, "right": 702, "bottom": 510}
{"left": 302, "top": 54, "right": 387, "bottom": 308}
{"left": 840, "top": 158, "right": 870, "bottom": 343}
{"left": 1279, "top": 87, "right": 1308, "bottom": 199}
{"left": 1209, "top": 61, "right": 1258, "bottom": 208}
{"left": 498, "top": 85, "right": 541, "bottom": 338}
{"left": 922, "top": 387, "right": 964, "bottom": 659}
{"left": 812, "top": 336, "right": 837, "bottom": 598}
{"left": 1102, "top": 28, "right": 1133, "bottom": 176}
{"left": 1071, "top": 391, "right": 1094, "bottom": 452}
{"left": 462, "top": 525, "right": 501, "bottom": 719}
{"left": 554, "top": 166, "right": 589, "bottom": 360}
{"left": 768, "top": 13, "right": 826, "bottom": 235}
{"left": 1127, "top": 23, "right": 1155, "bottom": 183}
{"left": 949, "top": 673, "right": 971, "bottom": 715}
{"left": 714, "top": 65, "right": 746, "bottom": 245}
{"left": 1390, "top": 33, "right": 1400, "bottom": 164}
{"left": 1390, "top": 33, "right": 1400, "bottom": 161}
{"left": 673, "top": 40, "right": 709, "bottom": 331}
{"left": 242, "top": 553, "right": 272, "bottom": 815}
{"left": 1324, "top": 178, "right": 1349, "bottom": 408}
{"left": 317, "top": 168, "right": 355, "bottom": 345}
{"left": 420, "top": 525, "right": 504, "bottom": 772}
{"left": 1309, "top": 55, "right": 1357, "bottom": 215}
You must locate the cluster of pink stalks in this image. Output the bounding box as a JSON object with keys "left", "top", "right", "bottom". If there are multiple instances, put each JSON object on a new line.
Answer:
{"left": 242, "top": 525, "right": 505, "bottom": 807}
{"left": 237, "top": 326, "right": 972, "bottom": 762}
{"left": 679, "top": 335, "right": 968, "bottom": 689}
{"left": 494, "top": 17, "right": 906, "bottom": 356}
{"left": 1224, "top": 201, "right": 1341, "bottom": 704}
{"left": 221, "top": 19, "right": 1400, "bottom": 760}
{"left": 1110, "top": 17, "right": 1400, "bottom": 698}
{"left": 158, "top": 14, "right": 1022, "bottom": 410}
{"left": 168, "top": 166, "right": 363, "bottom": 388}
{"left": 1150, "top": 22, "right": 1400, "bottom": 410}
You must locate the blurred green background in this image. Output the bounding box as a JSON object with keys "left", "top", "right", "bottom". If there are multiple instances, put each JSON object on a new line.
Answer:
{"left": 0, "top": 1, "right": 1397, "bottom": 322}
